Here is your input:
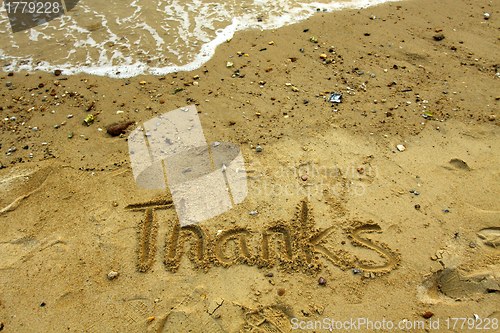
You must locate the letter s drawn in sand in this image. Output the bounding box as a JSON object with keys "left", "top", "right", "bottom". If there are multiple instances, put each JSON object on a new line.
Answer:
{"left": 348, "top": 220, "right": 400, "bottom": 273}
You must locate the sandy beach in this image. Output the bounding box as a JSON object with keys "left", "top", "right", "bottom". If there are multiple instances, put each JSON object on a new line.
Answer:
{"left": 1, "top": 0, "right": 500, "bottom": 331}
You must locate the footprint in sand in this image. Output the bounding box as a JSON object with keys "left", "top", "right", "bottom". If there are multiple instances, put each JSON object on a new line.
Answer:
{"left": 438, "top": 267, "right": 500, "bottom": 300}
{"left": 0, "top": 165, "right": 53, "bottom": 214}
{"left": 448, "top": 158, "right": 471, "bottom": 171}
{"left": 152, "top": 286, "right": 223, "bottom": 333}
{"left": 244, "top": 305, "right": 292, "bottom": 333}
{"left": 477, "top": 228, "right": 500, "bottom": 249}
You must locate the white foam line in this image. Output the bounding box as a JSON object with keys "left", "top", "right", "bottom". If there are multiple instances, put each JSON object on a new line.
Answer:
{"left": 136, "top": 22, "right": 165, "bottom": 49}
{"left": 0, "top": 0, "right": 401, "bottom": 78}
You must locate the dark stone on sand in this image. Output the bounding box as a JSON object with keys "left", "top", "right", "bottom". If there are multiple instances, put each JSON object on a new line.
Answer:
{"left": 433, "top": 33, "right": 445, "bottom": 41}
{"left": 107, "top": 121, "right": 135, "bottom": 136}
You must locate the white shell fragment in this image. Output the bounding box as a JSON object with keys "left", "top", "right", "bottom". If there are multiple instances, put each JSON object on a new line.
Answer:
{"left": 397, "top": 145, "right": 406, "bottom": 152}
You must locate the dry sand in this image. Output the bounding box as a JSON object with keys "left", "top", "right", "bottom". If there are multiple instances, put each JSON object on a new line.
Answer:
{"left": 1, "top": 0, "right": 500, "bottom": 331}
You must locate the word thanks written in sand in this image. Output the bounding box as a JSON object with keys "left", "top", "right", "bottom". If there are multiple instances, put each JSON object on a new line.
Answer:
{"left": 125, "top": 198, "right": 400, "bottom": 274}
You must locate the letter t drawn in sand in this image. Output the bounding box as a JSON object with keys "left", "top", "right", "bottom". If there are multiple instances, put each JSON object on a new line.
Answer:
{"left": 125, "top": 197, "right": 174, "bottom": 271}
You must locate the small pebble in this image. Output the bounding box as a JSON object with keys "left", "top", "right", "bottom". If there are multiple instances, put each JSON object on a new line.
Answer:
{"left": 484, "top": 13, "right": 490, "bottom": 20}
{"left": 443, "top": 209, "right": 450, "bottom": 213}
{"left": 255, "top": 146, "right": 262, "bottom": 152}
{"left": 107, "top": 271, "right": 119, "bottom": 280}
{"left": 6, "top": 82, "right": 12, "bottom": 87}
{"left": 277, "top": 288, "right": 285, "bottom": 296}
{"left": 266, "top": 273, "right": 274, "bottom": 277}
{"left": 301, "top": 174, "right": 309, "bottom": 181}
{"left": 214, "top": 141, "right": 221, "bottom": 147}
{"left": 415, "top": 204, "right": 421, "bottom": 210}
{"left": 433, "top": 33, "right": 445, "bottom": 41}
{"left": 32, "top": 127, "right": 38, "bottom": 131}
{"left": 353, "top": 268, "right": 361, "bottom": 274}
{"left": 469, "top": 242, "right": 477, "bottom": 248}
{"left": 397, "top": 144, "right": 406, "bottom": 152}
{"left": 249, "top": 211, "right": 258, "bottom": 216}
{"left": 414, "top": 191, "right": 420, "bottom": 195}
{"left": 318, "top": 277, "right": 327, "bottom": 285}
{"left": 422, "top": 311, "right": 434, "bottom": 319}
{"left": 10, "top": 116, "right": 16, "bottom": 121}
{"left": 370, "top": 74, "right": 376, "bottom": 78}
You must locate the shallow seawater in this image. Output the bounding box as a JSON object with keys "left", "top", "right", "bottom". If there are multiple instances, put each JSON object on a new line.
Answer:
{"left": 0, "top": 0, "right": 396, "bottom": 77}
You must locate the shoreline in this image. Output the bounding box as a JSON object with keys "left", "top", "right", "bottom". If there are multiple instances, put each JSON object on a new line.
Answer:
{"left": 1, "top": 0, "right": 401, "bottom": 78}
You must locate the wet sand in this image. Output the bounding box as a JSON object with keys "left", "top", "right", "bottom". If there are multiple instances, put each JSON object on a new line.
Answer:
{"left": 1, "top": 0, "right": 500, "bottom": 331}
